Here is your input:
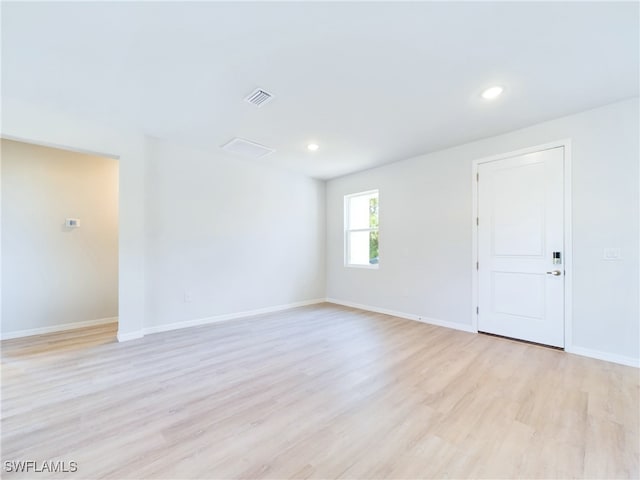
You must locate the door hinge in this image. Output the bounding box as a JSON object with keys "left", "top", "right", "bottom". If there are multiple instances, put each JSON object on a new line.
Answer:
{"left": 476, "top": 172, "right": 479, "bottom": 182}
{"left": 476, "top": 217, "right": 479, "bottom": 226}
{"left": 476, "top": 261, "right": 479, "bottom": 270}
{"left": 476, "top": 306, "right": 479, "bottom": 314}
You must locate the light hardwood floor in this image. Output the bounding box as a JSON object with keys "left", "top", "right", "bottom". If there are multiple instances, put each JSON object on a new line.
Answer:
{"left": 2, "top": 304, "right": 638, "bottom": 479}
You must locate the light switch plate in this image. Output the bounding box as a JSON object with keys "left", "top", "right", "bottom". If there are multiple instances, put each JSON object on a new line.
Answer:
{"left": 603, "top": 248, "right": 621, "bottom": 260}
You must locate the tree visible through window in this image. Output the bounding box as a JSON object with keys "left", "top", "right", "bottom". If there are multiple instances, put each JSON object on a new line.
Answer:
{"left": 345, "top": 190, "right": 379, "bottom": 267}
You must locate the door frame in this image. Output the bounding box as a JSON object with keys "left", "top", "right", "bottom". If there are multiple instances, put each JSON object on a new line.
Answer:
{"left": 471, "top": 139, "right": 573, "bottom": 349}
{"left": 1, "top": 133, "right": 123, "bottom": 339}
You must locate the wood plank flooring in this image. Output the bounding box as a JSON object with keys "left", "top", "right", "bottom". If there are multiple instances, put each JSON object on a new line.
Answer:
{"left": 2, "top": 303, "right": 638, "bottom": 479}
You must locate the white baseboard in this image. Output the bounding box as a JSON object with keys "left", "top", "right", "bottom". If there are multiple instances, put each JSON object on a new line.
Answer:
{"left": 18, "top": 301, "right": 633, "bottom": 369}
{"left": 566, "top": 346, "right": 640, "bottom": 368}
{"left": 116, "top": 330, "right": 144, "bottom": 342}
{"left": 1, "top": 316, "right": 118, "bottom": 341}
{"left": 326, "top": 298, "right": 476, "bottom": 333}
{"left": 327, "top": 298, "right": 639, "bottom": 368}
{"left": 137, "top": 298, "right": 327, "bottom": 337}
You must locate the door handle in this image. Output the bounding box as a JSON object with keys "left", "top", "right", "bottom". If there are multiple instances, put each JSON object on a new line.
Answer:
{"left": 546, "top": 270, "right": 562, "bottom": 276}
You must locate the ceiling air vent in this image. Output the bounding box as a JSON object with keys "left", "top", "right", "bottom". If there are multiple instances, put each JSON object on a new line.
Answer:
{"left": 221, "top": 137, "right": 275, "bottom": 159}
{"left": 245, "top": 88, "right": 273, "bottom": 107}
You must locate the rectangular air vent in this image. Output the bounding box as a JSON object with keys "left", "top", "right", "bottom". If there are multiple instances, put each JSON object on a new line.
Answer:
{"left": 220, "top": 137, "right": 275, "bottom": 159}
{"left": 245, "top": 88, "right": 273, "bottom": 107}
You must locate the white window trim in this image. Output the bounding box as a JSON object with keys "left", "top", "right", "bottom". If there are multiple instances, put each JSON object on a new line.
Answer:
{"left": 344, "top": 189, "right": 379, "bottom": 269}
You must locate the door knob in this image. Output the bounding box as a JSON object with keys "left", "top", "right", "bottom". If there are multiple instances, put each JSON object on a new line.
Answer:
{"left": 546, "top": 270, "right": 562, "bottom": 276}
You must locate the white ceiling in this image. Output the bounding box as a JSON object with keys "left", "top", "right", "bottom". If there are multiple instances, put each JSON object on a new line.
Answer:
{"left": 3, "top": 1, "right": 638, "bottom": 179}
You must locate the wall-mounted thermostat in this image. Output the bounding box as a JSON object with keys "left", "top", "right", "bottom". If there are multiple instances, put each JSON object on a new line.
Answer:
{"left": 65, "top": 218, "right": 81, "bottom": 228}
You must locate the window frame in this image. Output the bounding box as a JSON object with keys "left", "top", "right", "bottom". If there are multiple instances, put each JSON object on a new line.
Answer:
{"left": 344, "top": 189, "right": 379, "bottom": 269}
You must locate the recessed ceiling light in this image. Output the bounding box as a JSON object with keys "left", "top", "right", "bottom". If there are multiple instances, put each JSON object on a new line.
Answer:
{"left": 307, "top": 144, "right": 319, "bottom": 151}
{"left": 481, "top": 86, "right": 504, "bottom": 100}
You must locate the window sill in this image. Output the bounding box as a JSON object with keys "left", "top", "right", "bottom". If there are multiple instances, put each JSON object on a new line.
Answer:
{"left": 344, "top": 264, "right": 379, "bottom": 270}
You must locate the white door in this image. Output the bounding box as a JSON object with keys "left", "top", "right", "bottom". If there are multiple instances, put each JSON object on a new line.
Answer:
{"left": 477, "top": 147, "right": 564, "bottom": 347}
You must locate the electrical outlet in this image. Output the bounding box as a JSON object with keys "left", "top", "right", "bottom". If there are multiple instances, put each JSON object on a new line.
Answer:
{"left": 184, "top": 291, "right": 193, "bottom": 303}
{"left": 603, "top": 248, "right": 621, "bottom": 261}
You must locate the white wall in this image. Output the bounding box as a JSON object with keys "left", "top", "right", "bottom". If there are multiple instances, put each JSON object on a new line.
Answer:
{"left": 3, "top": 95, "right": 637, "bottom": 365}
{"left": 326, "top": 98, "right": 639, "bottom": 365}
{"left": 1, "top": 139, "right": 118, "bottom": 334}
{"left": 145, "top": 138, "right": 325, "bottom": 328}
{"left": 1, "top": 98, "right": 325, "bottom": 339}
{"left": 1, "top": 97, "right": 146, "bottom": 340}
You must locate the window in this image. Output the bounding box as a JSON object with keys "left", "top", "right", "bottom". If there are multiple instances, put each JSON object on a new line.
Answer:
{"left": 344, "top": 190, "right": 379, "bottom": 267}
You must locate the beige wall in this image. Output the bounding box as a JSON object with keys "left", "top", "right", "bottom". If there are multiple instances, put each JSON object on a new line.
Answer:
{"left": 1, "top": 139, "right": 118, "bottom": 336}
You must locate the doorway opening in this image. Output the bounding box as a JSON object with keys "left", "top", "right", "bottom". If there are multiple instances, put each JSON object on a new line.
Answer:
{"left": 1, "top": 138, "right": 119, "bottom": 349}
